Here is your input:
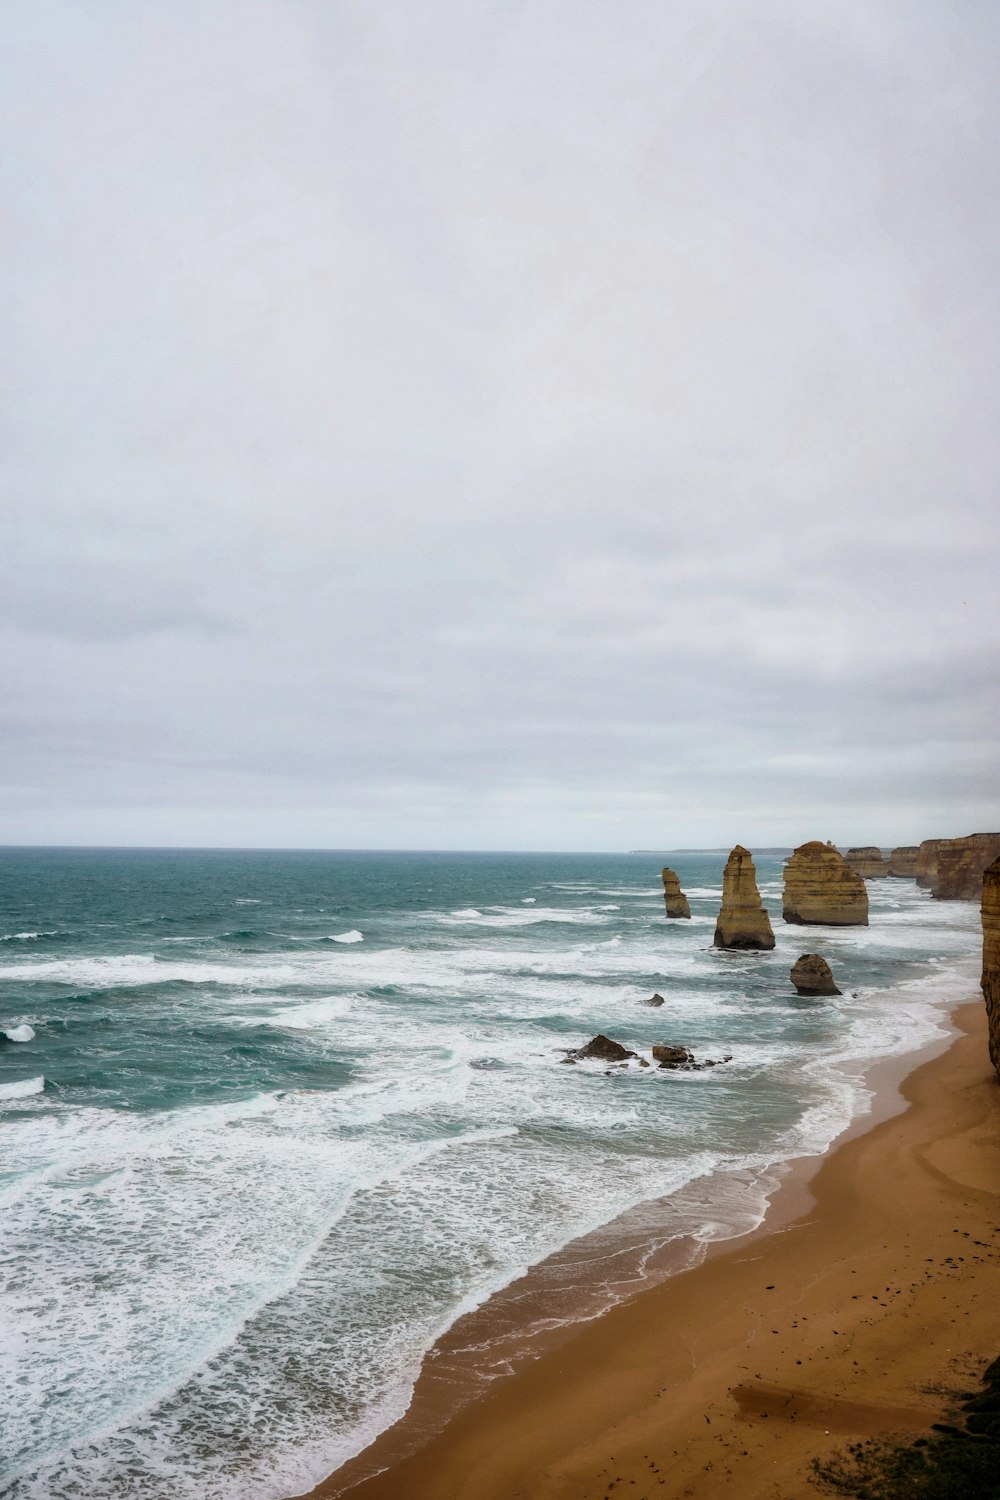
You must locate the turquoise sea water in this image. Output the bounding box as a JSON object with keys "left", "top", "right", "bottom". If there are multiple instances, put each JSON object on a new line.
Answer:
{"left": 0, "top": 847, "right": 982, "bottom": 1499}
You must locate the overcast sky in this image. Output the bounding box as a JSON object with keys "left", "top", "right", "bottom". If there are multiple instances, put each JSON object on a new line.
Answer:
{"left": 2, "top": 1, "right": 997, "bottom": 851}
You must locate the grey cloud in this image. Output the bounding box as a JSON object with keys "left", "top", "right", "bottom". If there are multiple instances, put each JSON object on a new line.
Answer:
{"left": 0, "top": 0, "right": 997, "bottom": 848}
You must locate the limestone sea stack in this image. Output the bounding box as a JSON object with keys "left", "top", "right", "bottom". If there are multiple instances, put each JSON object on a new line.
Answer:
{"left": 783, "top": 841, "right": 869, "bottom": 926}
{"left": 790, "top": 954, "right": 841, "bottom": 996}
{"left": 982, "top": 858, "right": 1000, "bottom": 1077}
{"left": 661, "top": 867, "right": 691, "bottom": 919}
{"left": 713, "top": 846, "right": 775, "bottom": 950}
{"left": 845, "top": 846, "right": 889, "bottom": 878}
{"left": 888, "top": 846, "right": 919, "bottom": 877}
{"left": 931, "top": 834, "right": 1000, "bottom": 901}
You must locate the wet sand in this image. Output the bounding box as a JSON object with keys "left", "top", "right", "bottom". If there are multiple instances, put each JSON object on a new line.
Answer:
{"left": 305, "top": 999, "right": 1000, "bottom": 1500}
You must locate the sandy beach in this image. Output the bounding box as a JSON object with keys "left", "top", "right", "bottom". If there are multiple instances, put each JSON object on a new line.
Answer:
{"left": 307, "top": 997, "right": 1000, "bottom": 1500}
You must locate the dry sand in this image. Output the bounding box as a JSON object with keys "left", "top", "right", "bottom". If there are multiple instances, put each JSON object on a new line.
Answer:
{"left": 306, "top": 999, "right": 1000, "bottom": 1500}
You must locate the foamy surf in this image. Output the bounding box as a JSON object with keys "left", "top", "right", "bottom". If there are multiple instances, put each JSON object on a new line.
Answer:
{"left": 0, "top": 847, "right": 983, "bottom": 1500}
{"left": 0, "top": 1075, "right": 44, "bottom": 1099}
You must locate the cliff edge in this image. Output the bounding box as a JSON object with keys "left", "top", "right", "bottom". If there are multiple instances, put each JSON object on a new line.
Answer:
{"left": 982, "top": 857, "right": 1000, "bottom": 1078}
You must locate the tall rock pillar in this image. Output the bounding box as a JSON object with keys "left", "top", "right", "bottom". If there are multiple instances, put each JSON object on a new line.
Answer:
{"left": 713, "top": 846, "right": 775, "bottom": 950}
{"left": 661, "top": 867, "right": 691, "bottom": 919}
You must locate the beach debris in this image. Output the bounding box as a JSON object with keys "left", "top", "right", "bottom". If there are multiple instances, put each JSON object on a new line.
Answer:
{"left": 713, "top": 846, "right": 775, "bottom": 950}
{"left": 661, "top": 867, "right": 691, "bottom": 919}
{"left": 782, "top": 841, "right": 868, "bottom": 926}
{"left": 790, "top": 954, "right": 842, "bottom": 997}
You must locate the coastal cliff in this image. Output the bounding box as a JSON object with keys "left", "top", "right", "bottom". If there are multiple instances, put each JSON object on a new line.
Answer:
{"left": 982, "top": 858, "right": 1000, "bottom": 1077}
{"left": 888, "top": 846, "right": 919, "bottom": 877}
{"left": 713, "top": 846, "right": 774, "bottom": 950}
{"left": 916, "top": 839, "right": 944, "bottom": 889}
{"left": 661, "top": 867, "right": 691, "bottom": 919}
{"left": 783, "top": 841, "right": 869, "bottom": 926}
{"left": 845, "top": 846, "right": 889, "bottom": 878}
{"left": 932, "top": 834, "right": 1000, "bottom": 902}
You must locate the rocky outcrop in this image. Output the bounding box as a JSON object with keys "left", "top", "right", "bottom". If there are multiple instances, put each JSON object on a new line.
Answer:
{"left": 888, "top": 846, "right": 919, "bottom": 877}
{"left": 661, "top": 867, "right": 691, "bottom": 918}
{"left": 642, "top": 992, "right": 665, "bottom": 1007}
{"left": 932, "top": 834, "right": 1000, "bottom": 902}
{"left": 916, "top": 839, "right": 945, "bottom": 888}
{"left": 713, "top": 845, "right": 775, "bottom": 950}
{"left": 783, "top": 841, "right": 868, "bottom": 926}
{"left": 982, "top": 859, "right": 1000, "bottom": 1078}
{"left": 790, "top": 954, "right": 841, "bottom": 996}
{"left": 652, "top": 1043, "right": 694, "bottom": 1068}
{"left": 651, "top": 1043, "right": 732, "bottom": 1071}
{"left": 567, "top": 1034, "right": 638, "bottom": 1063}
{"left": 845, "top": 846, "right": 889, "bottom": 878}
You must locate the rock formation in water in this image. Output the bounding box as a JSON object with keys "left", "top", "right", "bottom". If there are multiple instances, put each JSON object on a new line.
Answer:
{"left": 888, "top": 846, "right": 919, "bottom": 877}
{"left": 661, "top": 867, "right": 691, "bottom": 918}
{"left": 931, "top": 834, "right": 1000, "bottom": 902}
{"left": 782, "top": 841, "right": 869, "bottom": 926}
{"left": 651, "top": 1043, "right": 732, "bottom": 1071}
{"left": 790, "top": 953, "right": 841, "bottom": 996}
{"left": 916, "top": 839, "right": 945, "bottom": 888}
{"left": 569, "top": 1034, "right": 638, "bottom": 1063}
{"left": 982, "top": 858, "right": 1000, "bottom": 1078}
{"left": 845, "top": 846, "right": 890, "bottom": 878}
{"left": 713, "top": 845, "right": 775, "bottom": 950}
{"left": 642, "top": 992, "right": 665, "bottom": 1007}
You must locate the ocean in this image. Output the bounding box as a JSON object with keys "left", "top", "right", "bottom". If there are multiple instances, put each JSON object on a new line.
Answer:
{"left": 0, "top": 847, "right": 982, "bottom": 1499}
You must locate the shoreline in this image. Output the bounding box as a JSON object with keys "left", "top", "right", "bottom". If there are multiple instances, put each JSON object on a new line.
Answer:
{"left": 304, "top": 995, "right": 1000, "bottom": 1500}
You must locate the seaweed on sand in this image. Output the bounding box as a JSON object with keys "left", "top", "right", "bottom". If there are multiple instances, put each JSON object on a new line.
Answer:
{"left": 811, "top": 1355, "right": 1000, "bottom": 1499}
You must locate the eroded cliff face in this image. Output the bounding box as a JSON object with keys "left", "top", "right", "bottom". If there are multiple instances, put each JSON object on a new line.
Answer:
{"left": 845, "top": 847, "right": 890, "bottom": 878}
{"left": 713, "top": 845, "right": 774, "bottom": 950}
{"left": 661, "top": 867, "right": 691, "bottom": 919}
{"left": 916, "top": 839, "right": 944, "bottom": 889}
{"left": 888, "top": 846, "right": 919, "bottom": 877}
{"left": 981, "top": 858, "right": 1000, "bottom": 1078}
{"left": 783, "top": 841, "right": 869, "bottom": 926}
{"left": 932, "top": 834, "right": 1000, "bottom": 902}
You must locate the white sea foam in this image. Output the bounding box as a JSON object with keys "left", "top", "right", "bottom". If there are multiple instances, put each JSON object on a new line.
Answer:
{"left": 329, "top": 930, "right": 364, "bottom": 944}
{"left": 0, "top": 858, "right": 983, "bottom": 1500}
{"left": 4, "top": 1024, "right": 36, "bottom": 1042}
{"left": 0, "top": 1075, "right": 44, "bottom": 1099}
